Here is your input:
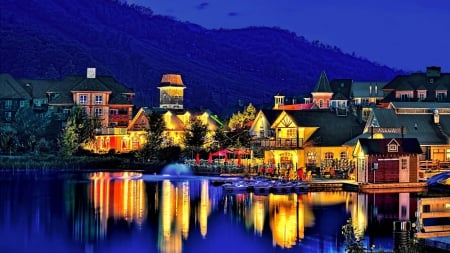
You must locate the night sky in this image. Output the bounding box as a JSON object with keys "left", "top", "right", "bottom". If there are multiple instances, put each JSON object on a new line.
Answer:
{"left": 127, "top": 0, "right": 450, "bottom": 72}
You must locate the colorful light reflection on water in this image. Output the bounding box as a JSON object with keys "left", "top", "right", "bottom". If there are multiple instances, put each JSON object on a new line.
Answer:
{"left": 0, "top": 171, "right": 423, "bottom": 253}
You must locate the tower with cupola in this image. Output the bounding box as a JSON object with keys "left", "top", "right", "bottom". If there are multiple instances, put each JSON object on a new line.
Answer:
{"left": 157, "top": 74, "right": 186, "bottom": 109}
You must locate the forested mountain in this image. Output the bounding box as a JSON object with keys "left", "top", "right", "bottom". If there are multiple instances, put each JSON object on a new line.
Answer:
{"left": 0, "top": 0, "right": 403, "bottom": 116}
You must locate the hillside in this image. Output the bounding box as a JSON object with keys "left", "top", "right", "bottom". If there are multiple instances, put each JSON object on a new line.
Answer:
{"left": 0, "top": 0, "right": 403, "bottom": 117}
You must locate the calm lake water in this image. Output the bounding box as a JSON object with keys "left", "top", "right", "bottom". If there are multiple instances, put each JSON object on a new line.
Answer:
{"left": 0, "top": 168, "right": 428, "bottom": 253}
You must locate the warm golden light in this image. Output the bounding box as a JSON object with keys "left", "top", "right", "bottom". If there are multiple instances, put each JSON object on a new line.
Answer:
{"left": 80, "top": 172, "right": 147, "bottom": 242}
{"left": 199, "top": 180, "right": 210, "bottom": 238}
{"left": 252, "top": 195, "right": 266, "bottom": 236}
{"left": 269, "top": 194, "right": 298, "bottom": 248}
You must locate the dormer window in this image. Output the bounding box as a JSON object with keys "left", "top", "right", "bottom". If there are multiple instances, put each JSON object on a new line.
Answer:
{"left": 429, "top": 78, "right": 434, "bottom": 84}
{"left": 387, "top": 139, "right": 400, "bottom": 152}
{"left": 418, "top": 92, "right": 426, "bottom": 101}
{"left": 436, "top": 91, "right": 447, "bottom": 101}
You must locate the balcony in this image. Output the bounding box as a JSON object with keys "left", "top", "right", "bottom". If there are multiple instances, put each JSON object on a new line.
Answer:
{"left": 253, "top": 138, "right": 304, "bottom": 149}
{"left": 109, "top": 114, "right": 129, "bottom": 122}
{"left": 96, "top": 127, "right": 128, "bottom": 135}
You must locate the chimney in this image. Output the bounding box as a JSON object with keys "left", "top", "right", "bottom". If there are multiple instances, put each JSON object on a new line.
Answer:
{"left": 426, "top": 66, "right": 441, "bottom": 78}
{"left": 375, "top": 83, "right": 378, "bottom": 96}
{"left": 369, "top": 83, "right": 372, "bottom": 97}
{"left": 433, "top": 109, "right": 440, "bottom": 124}
{"left": 87, "top": 68, "right": 96, "bottom": 79}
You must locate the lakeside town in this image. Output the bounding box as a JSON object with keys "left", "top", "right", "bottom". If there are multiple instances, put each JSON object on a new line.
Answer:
{"left": 2, "top": 66, "right": 450, "bottom": 184}
{"left": 2, "top": 66, "right": 450, "bottom": 252}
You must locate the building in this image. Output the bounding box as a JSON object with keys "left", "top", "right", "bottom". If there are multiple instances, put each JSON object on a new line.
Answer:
{"left": 353, "top": 138, "right": 422, "bottom": 183}
{"left": 381, "top": 66, "right": 450, "bottom": 106}
{"left": 251, "top": 109, "right": 364, "bottom": 177}
{"left": 94, "top": 73, "right": 223, "bottom": 153}
{"left": 46, "top": 68, "right": 135, "bottom": 128}
{"left": 0, "top": 73, "right": 32, "bottom": 123}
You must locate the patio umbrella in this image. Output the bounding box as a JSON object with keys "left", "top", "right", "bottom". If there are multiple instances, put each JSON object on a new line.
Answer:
{"left": 237, "top": 154, "right": 242, "bottom": 166}
{"left": 195, "top": 153, "right": 200, "bottom": 165}
{"left": 224, "top": 153, "right": 229, "bottom": 163}
{"left": 208, "top": 152, "right": 213, "bottom": 164}
{"left": 211, "top": 149, "right": 231, "bottom": 157}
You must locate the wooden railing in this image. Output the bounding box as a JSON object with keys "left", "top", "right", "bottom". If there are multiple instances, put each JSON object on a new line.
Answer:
{"left": 253, "top": 138, "right": 303, "bottom": 149}
{"left": 96, "top": 127, "right": 128, "bottom": 135}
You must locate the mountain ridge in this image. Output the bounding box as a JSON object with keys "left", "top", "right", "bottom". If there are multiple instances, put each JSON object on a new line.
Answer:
{"left": 0, "top": 0, "right": 404, "bottom": 117}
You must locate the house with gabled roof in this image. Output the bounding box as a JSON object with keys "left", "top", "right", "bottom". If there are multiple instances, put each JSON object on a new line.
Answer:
{"left": 254, "top": 109, "right": 364, "bottom": 177}
{"left": 249, "top": 109, "right": 282, "bottom": 139}
{"left": 353, "top": 138, "right": 422, "bottom": 184}
{"left": 122, "top": 74, "right": 223, "bottom": 152}
{"left": 380, "top": 66, "right": 450, "bottom": 106}
{"left": 0, "top": 73, "right": 32, "bottom": 123}
{"left": 346, "top": 103, "right": 450, "bottom": 161}
{"left": 45, "top": 68, "right": 135, "bottom": 128}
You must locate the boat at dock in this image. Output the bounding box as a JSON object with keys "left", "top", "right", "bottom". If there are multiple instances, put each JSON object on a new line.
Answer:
{"left": 222, "top": 177, "right": 308, "bottom": 195}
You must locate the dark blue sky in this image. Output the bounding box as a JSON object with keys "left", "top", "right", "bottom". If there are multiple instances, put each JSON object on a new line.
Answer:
{"left": 127, "top": 0, "right": 450, "bottom": 72}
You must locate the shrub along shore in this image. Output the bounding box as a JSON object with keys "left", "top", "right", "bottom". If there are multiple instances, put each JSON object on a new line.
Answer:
{"left": 0, "top": 154, "right": 164, "bottom": 173}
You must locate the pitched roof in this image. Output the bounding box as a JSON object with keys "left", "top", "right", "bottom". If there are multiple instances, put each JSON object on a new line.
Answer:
{"left": 382, "top": 69, "right": 450, "bottom": 102}
{"left": 351, "top": 81, "right": 386, "bottom": 98}
{"left": 347, "top": 108, "right": 450, "bottom": 146}
{"left": 260, "top": 109, "right": 282, "bottom": 125}
{"left": 17, "top": 78, "right": 56, "bottom": 98}
{"left": 312, "top": 70, "right": 332, "bottom": 93}
{"left": 358, "top": 138, "right": 422, "bottom": 155}
{"left": 330, "top": 79, "right": 352, "bottom": 100}
{"left": 370, "top": 108, "right": 400, "bottom": 128}
{"left": 72, "top": 76, "right": 111, "bottom": 92}
{"left": 0, "top": 73, "right": 32, "bottom": 99}
{"left": 276, "top": 103, "right": 314, "bottom": 110}
{"left": 158, "top": 74, "right": 186, "bottom": 88}
{"left": 44, "top": 75, "right": 133, "bottom": 105}
{"left": 285, "top": 110, "right": 365, "bottom": 146}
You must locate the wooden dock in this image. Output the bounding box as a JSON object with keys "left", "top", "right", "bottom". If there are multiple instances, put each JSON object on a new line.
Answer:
{"left": 358, "top": 182, "right": 428, "bottom": 193}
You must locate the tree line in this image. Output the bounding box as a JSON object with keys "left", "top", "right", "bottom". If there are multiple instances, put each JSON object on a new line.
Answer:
{"left": 0, "top": 104, "right": 257, "bottom": 163}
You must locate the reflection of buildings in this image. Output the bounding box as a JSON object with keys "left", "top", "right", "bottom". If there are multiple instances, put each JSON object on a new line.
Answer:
{"left": 157, "top": 179, "right": 211, "bottom": 253}
{"left": 68, "top": 172, "right": 147, "bottom": 242}
{"left": 350, "top": 192, "right": 417, "bottom": 251}
{"left": 269, "top": 194, "right": 299, "bottom": 248}
{"left": 416, "top": 197, "right": 450, "bottom": 238}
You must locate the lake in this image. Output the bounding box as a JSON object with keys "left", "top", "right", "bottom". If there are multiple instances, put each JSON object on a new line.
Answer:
{"left": 0, "top": 168, "right": 429, "bottom": 253}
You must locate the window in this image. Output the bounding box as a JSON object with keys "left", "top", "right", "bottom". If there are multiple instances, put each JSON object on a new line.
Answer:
{"left": 307, "top": 152, "right": 316, "bottom": 166}
{"left": 94, "top": 108, "right": 102, "bottom": 117}
{"left": 79, "top": 95, "right": 87, "bottom": 104}
{"left": 5, "top": 100, "right": 12, "bottom": 109}
{"left": 5, "top": 112, "right": 12, "bottom": 121}
{"left": 325, "top": 152, "right": 334, "bottom": 160}
{"left": 20, "top": 100, "right": 26, "bottom": 107}
{"left": 418, "top": 92, "right": 426, "bottom": 101}
{"left": 319, "top": 100, "right": 323, "bottom": 108}
{"left": 340, "top": 151, "right": 348, "bottom": 160}
{"left": 63, "top": 109, "right": 71, "bottom": 115}
{"left": 109, "top": 109, "right": 118, "bottom": 115}
{"left": 400, "top": 93, "right": 408, "bottom": 101}
{"left": 361, "top": 98, "right": 369, "bottom": 106}
{"left": 95, "top": 95, "right": 103, "bottom": 105}
{"left": 388, "top": 144, "right": 398, "bottom": 152}
{"left": 401, "top": 158, "right": 407, "bottom": 170}
{"left": 446, "top": 149, "right": 450, "bottom": 161}
{"left": 436, "top": 92, "right": 446, "bottom": 101}
{"left": 287, "top": 128, "right": 296, "bottom": 138}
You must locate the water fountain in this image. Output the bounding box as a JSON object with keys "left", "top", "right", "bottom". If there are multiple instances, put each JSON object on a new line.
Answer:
{"left": 160, "top": 163, "right": 193, "bottom": 176}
